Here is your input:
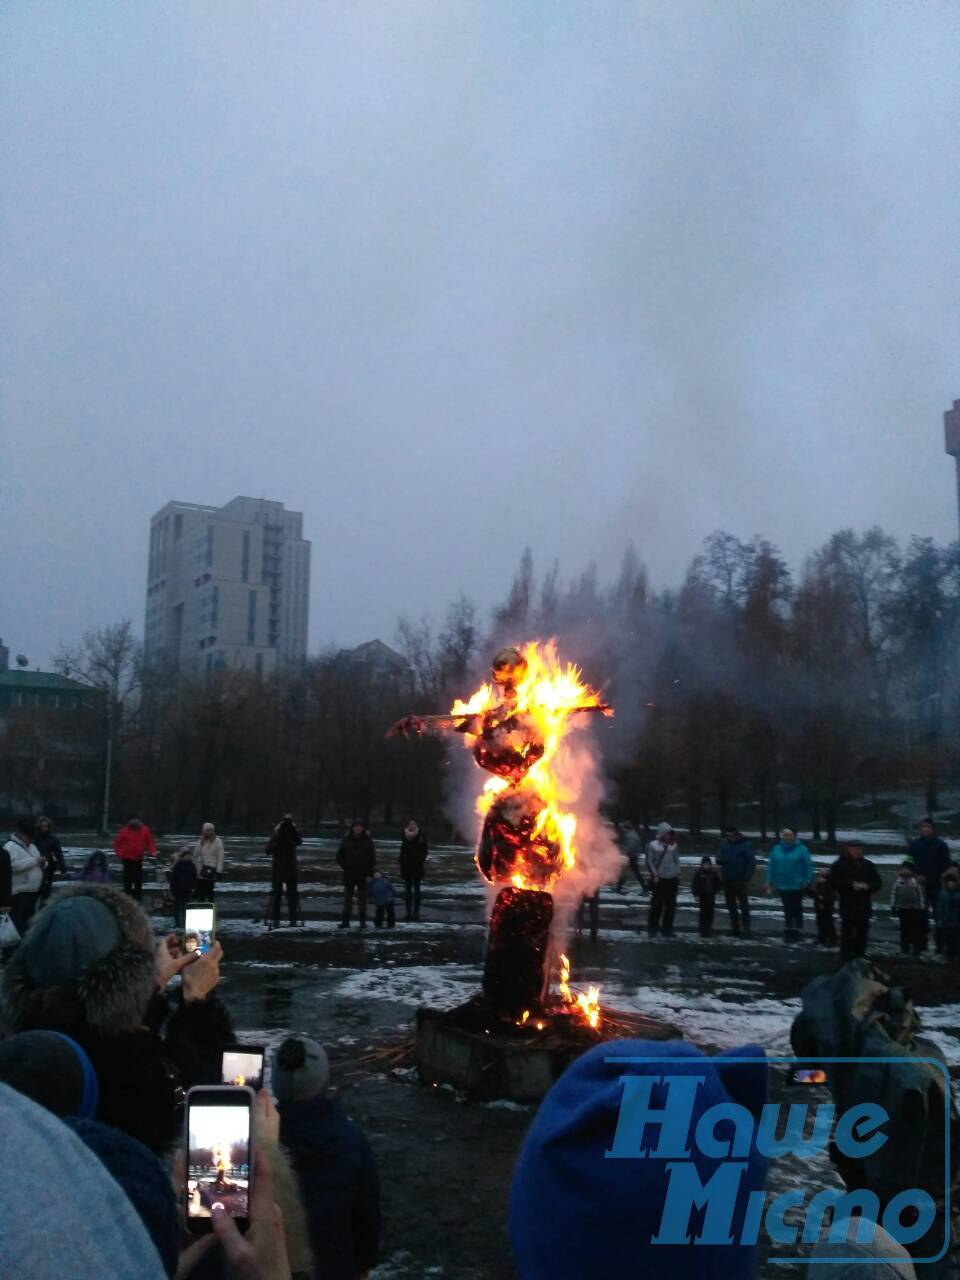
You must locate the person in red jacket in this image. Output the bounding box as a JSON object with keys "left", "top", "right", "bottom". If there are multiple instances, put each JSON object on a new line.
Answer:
{"left": 112, "top": 819, "right": 157, "bottom": 901}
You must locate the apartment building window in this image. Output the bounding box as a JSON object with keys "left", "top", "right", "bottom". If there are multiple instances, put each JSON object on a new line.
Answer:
{"left": 211, "top": 585, "right": 219, "bottom": 627}
{"left": 241, "top": 531, "right": 250, "bottom": 583}
{"left": 174, "top": 513, "right": 183, "bottom": 541}
{"left": 247, "top": 590, "right": 257, "bottom": 644}
{"left": 206, "top": 524, "right": 215, "bottom": 568}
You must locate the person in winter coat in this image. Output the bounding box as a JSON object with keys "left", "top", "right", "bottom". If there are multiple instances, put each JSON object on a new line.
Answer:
{"left": 576, "top": 891, "right": 600, "bottom": 943}
{"left": 765, "top": 829, "right": 815, "bottom": 941}
{"left": 78, "top": 849, "right": 111, "bottom": 885}
{"left": 908, "top": 818, "right": 953, "bottom": 953}
{"left": 646, "top": 822, "right": 681, "bottom": 938}
{"left": 113, "top": 818, "right": 157, "bottom": 901}
{"left": 35, "top": 816, "right": 67, "bottom": 904}
{"left": 273, "top": 1035, "right": 381, "bottom": 1280}
{"left": 935, "top": 867, "right": 960, "bottom": 961}
{"left": 168, "top": 847, "right": 198, "bottom": 927}
{"left": 509, "top": 1038, "right": 769, "bottom": 1280}
{"left": 807, "top": 869, "right": 837, "bottom": 946}
{"left": 5, "top": 816, "right": 45, "bottom": 937}
{"left": 716, "top": 827, "right": 757, "bottom": 938}
{"left": 0, "top": 1082, "right": 171, "bottom": 1280}
{"left": 826, "top": 839, "right": 882, "bottom": 962}
{"left": 2, "top": 882, "right": 234, "bottom": 1156}
{"left": 370, "top": 870, "right": 396, "bottom": 929}
{"left": 192, "top": 822, "right": 225, "bottom": 900}
{"left": 889, "top": 860, "right": 927, "bottom": 956}
{"left": 806, "top": 1217, "right": 917, "bottom": 1279}
{"left": 267, "top": 815, "right": 302, "bottom": 929}
{"left": 691, "top": 855, "right": 722, "bottom": 937}
{"left": 337, "top": 821, "right": 376, "bottom": 929}
{"left": 398, "top": 819, "right": 428, "bottom": 921}
{"left": 615, "top": 821, "right": 647, "bottom": 894}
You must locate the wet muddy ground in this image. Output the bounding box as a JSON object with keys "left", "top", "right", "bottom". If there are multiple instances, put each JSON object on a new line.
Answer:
{"left": 59, "top": 837, "right": 960, "bottom": 1277}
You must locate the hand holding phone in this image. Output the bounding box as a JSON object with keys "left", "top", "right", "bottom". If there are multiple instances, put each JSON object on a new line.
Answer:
{"left": 182, "top": 941, "right": 223, "bottom": 1003}
{"left": 185, "top": 1086, "right": 254, "bottom": 1234}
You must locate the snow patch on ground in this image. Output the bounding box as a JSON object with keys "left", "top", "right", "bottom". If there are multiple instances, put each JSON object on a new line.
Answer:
{"left": 606, "top": 982, "right": 801, "bottom": 1053}
{"left": 333, "top": 964, "right": 478, "bottom": 1011}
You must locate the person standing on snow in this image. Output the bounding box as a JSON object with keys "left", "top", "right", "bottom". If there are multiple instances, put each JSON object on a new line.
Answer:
{"left": 35, "top": 817, "right": 67, "bottom": 905}
{"left": 908, "top": 818, "right": 953, "bottom": 953}
{"left": 112, "top": 819, "right": 157, "bottom": 901}
{"left": 765, "top": 828, "right": 815, "bottom": 941}
{"left": 337, "top": 820, "right": 376, "bottom": 929}
{"left": 615, "top": 821, "right": 647, "bottom": 894}
{"left": 827, "top": 838, "right": 882, "bottom": 961}
{"left": 398, "top": 819, "right": 428, "bottom": 922}
{"left": 691, "top": 855, "right": 722, "bottom": 937}
{"left": 192, "top": 822, "right": 225, "bottom": 900}
{"left": 716, "top": 826, "right": 757, "bottom": 938}
{"left": 5, "top": 817, "right": 45, "bottom": 936}
{"left": 267, "top": 814, "right": 302, "bottom": 929}
{"left": 646, "top": 822, "right": 680, "bottom": 938}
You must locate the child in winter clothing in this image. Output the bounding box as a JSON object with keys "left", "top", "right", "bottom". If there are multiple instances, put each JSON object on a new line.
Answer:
{"left": 807, "top": 869, "right": 837, "bottom": 946}
{"left": 935, "top": 867, "right": 960, "bottom": 961}
{"left": 691, "top": 856, "right": 722, "bottom": 937}
{"left": 890, "top": 859, "right": 927, "bottom": 956}
{"left": 370, "top": 871, "right": 396, "bottom": 929}
{"left": 78, "top": 851, "right": 111, "bottom": 885}
{"left": 168, "top": 847, "right": 197, "bottom": 929}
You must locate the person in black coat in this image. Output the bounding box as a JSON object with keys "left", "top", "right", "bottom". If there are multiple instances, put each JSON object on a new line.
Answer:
{"left": 2, "top": 883, "right": 234, "bottom": 1156}
{"left": 908, "top": 818, "right": 953, "bottom": 953}
{"left": 398, "top": 819, "right": 428, "bottom": 921}
{"left": 268, "top": 815, "right": 303, "bottom": 929}
{"left": 35, "top": 817, "right": 67, "bottom": 904}
{"left": 826, "top": 839, "right": 882, "bottom": 962}
{"left": 337, "top": 821, "right": 376, "bottom": 929}
{"left": 273, "top": 1036, "right": 380, "bottom": 1280}
{"left": 168, "top": 847, "right": 198, "bottom": 928}
{"left": 691, "top": 856, "right": 722, "bottom": 937}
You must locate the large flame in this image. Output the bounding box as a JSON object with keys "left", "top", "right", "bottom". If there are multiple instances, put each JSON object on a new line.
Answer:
{"left": 454, "top": 640, "right": 604, "bottom": 891}
{"left": 455, "top": 641, "right": 607, "bottom": 1028}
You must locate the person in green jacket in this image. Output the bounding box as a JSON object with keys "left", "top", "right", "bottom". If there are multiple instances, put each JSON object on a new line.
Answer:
{"left": 765, "top": 828, "right": 815, "bottom": 941}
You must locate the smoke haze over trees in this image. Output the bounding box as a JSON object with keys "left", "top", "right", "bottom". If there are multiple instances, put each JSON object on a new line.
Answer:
{"left": 4, "top": 528, "right": 958, "bottom": 845}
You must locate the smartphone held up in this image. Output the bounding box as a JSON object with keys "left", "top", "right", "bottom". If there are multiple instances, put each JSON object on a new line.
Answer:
{"left": 185, "top": 1085, "right": 254, "bottom": 1233}
{"left": 183, "top": 904, "right": 216, "bottom": 956}
{"left": 222, "top": 1045, "right": 265, "bottom": 1092}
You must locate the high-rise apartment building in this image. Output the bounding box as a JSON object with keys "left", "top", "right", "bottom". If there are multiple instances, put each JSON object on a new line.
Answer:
{"left": 144, "top": 497, "right": 310, "bottom": 676}
{"left": 945, "top": 399, "right": 960, "bottom": 537}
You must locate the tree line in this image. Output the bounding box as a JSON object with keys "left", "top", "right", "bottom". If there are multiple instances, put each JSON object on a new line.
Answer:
{"left": 3, "top": 527, "right": 958, "bottom": 842}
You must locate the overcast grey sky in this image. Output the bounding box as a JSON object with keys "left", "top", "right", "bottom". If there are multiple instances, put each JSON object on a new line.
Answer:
{"left": 3, "top": 1, "right": 958, "bottom": 667}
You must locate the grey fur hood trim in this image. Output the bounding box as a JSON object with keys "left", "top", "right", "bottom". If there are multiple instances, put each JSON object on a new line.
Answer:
{"left": 2, "top": 883, "right": 157, "bottom": 1038}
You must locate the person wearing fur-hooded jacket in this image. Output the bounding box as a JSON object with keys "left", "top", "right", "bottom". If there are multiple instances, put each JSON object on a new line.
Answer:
{"left": 0, "top": 882, "right": 234, "bottom": 1156}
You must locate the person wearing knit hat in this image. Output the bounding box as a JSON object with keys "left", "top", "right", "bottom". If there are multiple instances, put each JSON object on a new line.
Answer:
{"left": 273, "top": 1035, "right": 381, "bottom": 1278}
{"left": 0, "top": 1029, "right": 99, "bottom": 1119}
{"left": 509, "top": 1038, "right": 769, "bottom": 1279}
{"left": 807, "top": 1218, "right": 917, "bottom": 1278}
{"left": 67, "top": 1117, "right": 180, "bottom": 1277}
{"left": 0, "top": 1082, "right": 167, "bottom": 1278}
{"left": 1, "top": 882, "right": 235, "bottom": 1155}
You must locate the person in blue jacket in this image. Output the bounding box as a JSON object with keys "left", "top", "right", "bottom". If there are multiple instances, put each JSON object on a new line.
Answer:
{"left": 273, "top": 1035, "right": 380, "bottom": 1280}
{"left": 765, "top": 828, "right": 815, "bottom": 941}
{"left": 716, "top": 826, "right": 757, "bottom": 937}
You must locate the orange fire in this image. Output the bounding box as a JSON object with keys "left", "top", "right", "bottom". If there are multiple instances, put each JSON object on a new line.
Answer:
{"left": 453, "top": 640, "right": 608, "bottom": 892}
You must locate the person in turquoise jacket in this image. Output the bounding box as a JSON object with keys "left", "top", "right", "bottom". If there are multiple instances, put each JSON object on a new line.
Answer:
{"left": 765, "top": 828, "right": 815, "bottom": 941}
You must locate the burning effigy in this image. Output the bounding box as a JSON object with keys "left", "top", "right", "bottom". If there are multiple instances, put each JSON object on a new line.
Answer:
{"left": 391, "top": 642, "right": 614, "bottom": 1021}
{"left": 391, "top": 641, "right": 678, "bottom": 1099}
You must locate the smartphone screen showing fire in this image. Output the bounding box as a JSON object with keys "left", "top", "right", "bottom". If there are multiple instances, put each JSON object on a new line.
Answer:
{"left": 184, "top": 905, "right": 215, "bottom": 956}
{"left": 187, "top": 1101, "right": 251, "bottom": 1220}
{"left": 222, "top": 1048, "right": 264, "bottom": 1091}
